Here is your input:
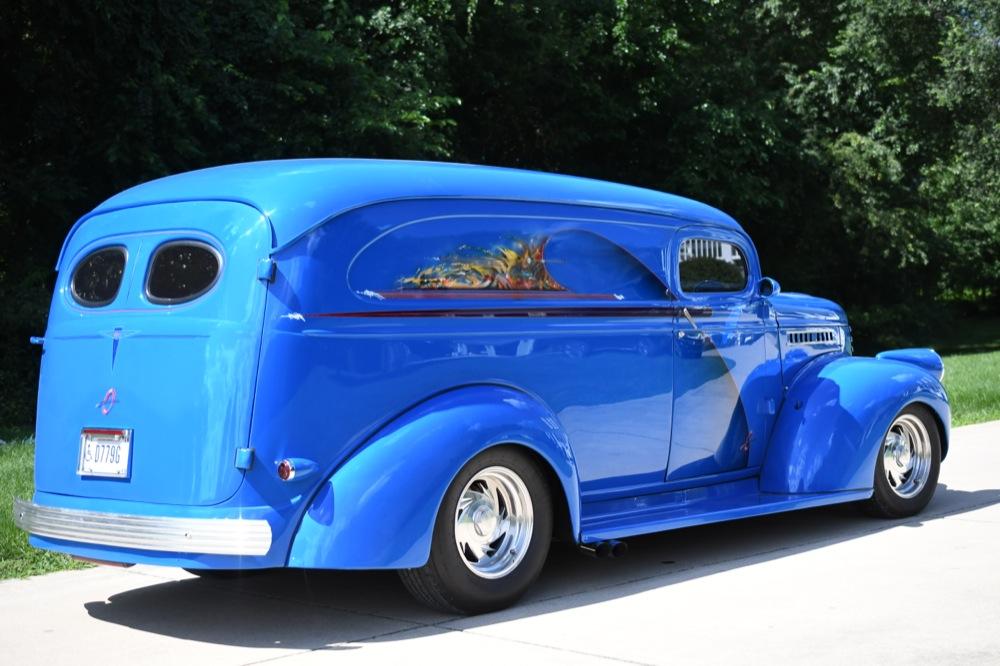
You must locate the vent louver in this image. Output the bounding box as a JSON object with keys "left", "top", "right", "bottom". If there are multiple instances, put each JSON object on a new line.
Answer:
{"left": 787, "top": 328, "right": 840, "bottom": 346}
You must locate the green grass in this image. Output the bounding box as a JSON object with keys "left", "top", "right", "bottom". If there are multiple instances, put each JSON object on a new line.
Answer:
{"left": 923, "top": 316, "right": 1000, "bottom": 427}
{"left": 942, "top": 350, "right": 1000, "bottom": 427}
{"left": 0, "top": 432, "right": 88, "bottom": 579}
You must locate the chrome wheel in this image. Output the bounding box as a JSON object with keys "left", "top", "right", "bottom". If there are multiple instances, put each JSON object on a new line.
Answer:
{"left": 454, "top": 465, "right": 533, "bottom": 579}
{"left": 882, "top": 413, "right": 933, "bottom": 499}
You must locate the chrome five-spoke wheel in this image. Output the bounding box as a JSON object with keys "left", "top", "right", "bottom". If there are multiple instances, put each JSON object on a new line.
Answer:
{"left": 454, "top": 466, "right": 533, "bottom": 579}
{"left": 881, "top": 413, "right": 933, "bottom": 499}
{"left": 398, "top": 446, "right": 552, "bottom": 615}
{"left": 866, "top": 404, "right": 941, "bottom": 519}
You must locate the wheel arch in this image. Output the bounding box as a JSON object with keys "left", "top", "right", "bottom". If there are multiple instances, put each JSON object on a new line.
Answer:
{"left": 508, "top": 443, "right": 575, "bottom": 543}
{"left": 761, "top": 355, "right": 950, "bottom": 494}
{"left": 921, "top": 400, "right": 950, "bottom": 460}
{"left": 286, "top": 384, "right": 580, "bottom": 569}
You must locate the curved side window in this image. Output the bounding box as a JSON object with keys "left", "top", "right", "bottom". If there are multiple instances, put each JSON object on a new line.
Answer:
{"left": 351, "top": 221, "right": 667, "bottom": 301}
{"left": 678, "top": 238, "right": 748, "bottom": 293}
{"left": 146, "top": 240, "right": 222, "bottom": 305}
{"left": 71, "top": 246, "right": 127, "bottom": 307}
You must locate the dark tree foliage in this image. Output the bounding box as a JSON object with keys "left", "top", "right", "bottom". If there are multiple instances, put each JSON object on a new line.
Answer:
{"left": 0, "top": 0, "right": 455, "bottom": 423}
{"left": 0, "top": 0, "right": 997, "bottom": 424}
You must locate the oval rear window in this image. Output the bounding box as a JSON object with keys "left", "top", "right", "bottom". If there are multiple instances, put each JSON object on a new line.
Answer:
{"left": 146, "top": 241, "right": 221, "bottom": 304}
{"left": 71, "top": 247, "right": 127, "bottom": 307}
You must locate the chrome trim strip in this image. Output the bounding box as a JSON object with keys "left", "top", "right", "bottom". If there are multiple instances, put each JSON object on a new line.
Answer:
{"left": 12, "top": 499, "right": 272, "bottom": 556}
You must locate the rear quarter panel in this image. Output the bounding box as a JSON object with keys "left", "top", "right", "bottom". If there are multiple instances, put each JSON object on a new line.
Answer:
{"left": 287, "top": 385, "right": 578, "bottom": 569}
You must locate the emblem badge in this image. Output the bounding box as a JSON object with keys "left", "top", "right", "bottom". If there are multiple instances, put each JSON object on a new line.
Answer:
{"left": 97, "top": 388, "right": 117, "bottom": 415}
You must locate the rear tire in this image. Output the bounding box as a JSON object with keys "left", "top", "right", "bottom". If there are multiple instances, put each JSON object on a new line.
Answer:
{"left": 399, "top": 446, "right": 552, "bottom": 614}
{"left": 864, "top": 404, "right": 941, "bottom": 518}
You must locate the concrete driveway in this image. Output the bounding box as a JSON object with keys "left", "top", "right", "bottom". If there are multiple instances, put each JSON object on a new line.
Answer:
{"left": 2, "top": 421, "right": 998, "bottom": 665}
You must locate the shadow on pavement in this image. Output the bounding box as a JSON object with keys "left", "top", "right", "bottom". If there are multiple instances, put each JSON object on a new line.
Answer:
{"left": 83, "top": 484, "right": 1000, "bottom": 650}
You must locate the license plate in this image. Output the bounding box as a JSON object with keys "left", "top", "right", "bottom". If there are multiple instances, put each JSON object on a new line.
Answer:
{"left": 77, "top": 428, "right": 132, "bottom": 478}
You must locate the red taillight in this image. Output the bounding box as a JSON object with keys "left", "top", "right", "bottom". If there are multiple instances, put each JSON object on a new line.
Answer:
{"left": 277, "top": 459, "right": 295, "bottom": 481}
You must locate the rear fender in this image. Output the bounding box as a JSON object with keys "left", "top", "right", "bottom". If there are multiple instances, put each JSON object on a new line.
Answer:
{"left": 287, "top": 385, "right": 578, "bottom": 569}
{"left": 761, "top": 354, "right": 950, "bottom": 494}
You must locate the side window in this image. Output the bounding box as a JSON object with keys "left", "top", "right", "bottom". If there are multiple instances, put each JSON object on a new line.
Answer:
{"left": 350, "top": 220, "right": 668, "bottom": 301}
{"left": 678, "top": 238, "right": 748, "bottom": 293}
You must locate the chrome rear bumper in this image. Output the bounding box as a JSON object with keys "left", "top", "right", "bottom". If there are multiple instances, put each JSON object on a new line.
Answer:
{"left": 13, "top": 498, "right": 272, "bottom": 556}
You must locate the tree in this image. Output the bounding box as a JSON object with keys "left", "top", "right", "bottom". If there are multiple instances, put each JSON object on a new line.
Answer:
{"left": 0, "top": 0, "right": 457, "bottom": 424}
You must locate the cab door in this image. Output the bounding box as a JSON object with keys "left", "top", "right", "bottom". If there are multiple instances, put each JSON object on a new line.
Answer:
{"left": 667, "top": 227, "right": 782, "bottom": 481}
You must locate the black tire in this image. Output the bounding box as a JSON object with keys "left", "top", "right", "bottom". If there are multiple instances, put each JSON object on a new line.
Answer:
{"left": 399, "top": 446, "right": 553, "bottom": 615}
{"left": 864, "top": 404, "right": 941, "bottom": 518}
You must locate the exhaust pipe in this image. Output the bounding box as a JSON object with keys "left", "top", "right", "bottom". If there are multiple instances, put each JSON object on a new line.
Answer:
{"left": 579, "top": 539, "right": 627, "bottom": 559}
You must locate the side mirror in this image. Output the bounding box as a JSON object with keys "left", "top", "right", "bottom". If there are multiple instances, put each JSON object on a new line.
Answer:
{"left": 758, "top": 277, "right": 781, "bottom": 297}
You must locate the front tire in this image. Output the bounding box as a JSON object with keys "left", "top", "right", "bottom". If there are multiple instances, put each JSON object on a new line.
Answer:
{"left": 399, "top": 446, "right": 553, "bottom": 614}
{"left": 865, "top": 404, "right": 941, "bottom": 518}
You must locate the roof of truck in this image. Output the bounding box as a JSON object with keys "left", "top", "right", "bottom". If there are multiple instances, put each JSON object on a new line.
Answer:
{"left": 60, "top": 159, "right": 742, "bottom": 267}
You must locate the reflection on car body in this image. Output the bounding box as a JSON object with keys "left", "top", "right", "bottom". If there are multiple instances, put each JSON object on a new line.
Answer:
{"left": 16, "top": 159, "right": 949, "bottom": 614}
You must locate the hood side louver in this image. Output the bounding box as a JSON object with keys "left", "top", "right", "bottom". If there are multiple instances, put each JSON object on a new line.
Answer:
{"left": 786, "top": 328, "right": 842, "bottom": 347}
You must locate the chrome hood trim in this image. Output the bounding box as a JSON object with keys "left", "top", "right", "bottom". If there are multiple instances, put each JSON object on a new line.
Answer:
{"left": 13, "top": 498, "right": 272, "bottom": 556}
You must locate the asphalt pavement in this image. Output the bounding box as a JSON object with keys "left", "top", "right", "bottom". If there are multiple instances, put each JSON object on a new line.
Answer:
{"left": 2, "top": 420, "right": 998, "bottom": 665}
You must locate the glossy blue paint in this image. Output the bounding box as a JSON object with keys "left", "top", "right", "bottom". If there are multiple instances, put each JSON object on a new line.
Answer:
{"left": 288, "top": 385, "right": 578, "bottom": 569}
{"left": 667, "top": 224, "right": 783, "bottom": 480}
{"left": 252, "top": 198, "right": 679, "bottom": 503}
{"left": 36, "top": 201, "right": 271, "bottom": 506}
{"left": 23, "top": 159, "right": 950, "bottom": 575}
{"left": 760, "top": 353, "right": 950, "bottom": 494}
{"left": 56, "top": 159, "right": 740, "bottom": 269}
{"left": 768, "top": 292, "right": 849, "bottom": 327}
{"left": 876, "top": 348, "right": 945, "bottom": 381}
{"left": 582, "top": 477, "right": 871, "bottom": 543}
{"left": 234, "top": 447, "right": 255, "bottom": 471}
{"left": 769, "top": 292, "right": 852, "bottom": 380}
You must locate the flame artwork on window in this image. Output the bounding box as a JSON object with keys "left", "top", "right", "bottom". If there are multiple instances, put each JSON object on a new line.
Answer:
{"left": 399, "top": 237, "right": 566, "bottom": 291}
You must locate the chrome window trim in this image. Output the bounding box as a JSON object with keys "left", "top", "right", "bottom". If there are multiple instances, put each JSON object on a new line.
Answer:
{"left": 144, "top": 239, "right": 224, "bottom": 305}
{"left": 13, "top": 498, "right": 272, "bottom": 556}
{"left": 70, "top": 245, "right": 128, "bottom": 308}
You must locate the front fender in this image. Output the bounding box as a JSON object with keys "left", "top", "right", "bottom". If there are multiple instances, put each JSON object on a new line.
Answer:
{"left": 287, "top": 384, "right": 579, "bottom": 569}
{"left": 761, "top": 354, "right": 950, "bottom": 494}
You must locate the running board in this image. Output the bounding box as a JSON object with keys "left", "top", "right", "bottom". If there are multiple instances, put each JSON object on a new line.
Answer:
{"left": 580, "top": 479, "right": 872, "bottom": 543}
